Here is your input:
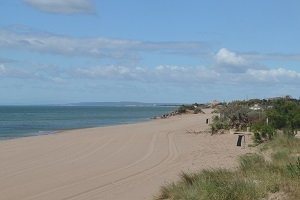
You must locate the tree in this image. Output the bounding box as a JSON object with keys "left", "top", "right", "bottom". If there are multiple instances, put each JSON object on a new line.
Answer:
{"left": 267, "top": 100, "right": 300, "bottom": 135}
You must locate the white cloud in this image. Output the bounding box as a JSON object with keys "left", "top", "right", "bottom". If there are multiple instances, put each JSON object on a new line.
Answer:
{"left": 1, "top": 59, "right": 300, "bottom": 103}
{"left": 216, "top": 48, "right": 247, "bottom": 66}
{"left": 2, "top": 58, "right": 299, "bottom": 86}
{"left": 1, "top": 32, "right": 300, "bottom": 92}
{"left": 0, "top": 62, "right": 67, "bottom": 81}
{"left": 0, "top": 28, "right": 206, "bottom": 60}
{"left": 246, "top": 68, "right": 300, "bottom": 82}
{"left": 0, "top": 64, "right": 27, "bottom": 78}
{"left": 76, "top": 66, "right": 136, "bottom": 80}
{"left": 214, "top": 48, "right": 266, "bottom": 73}
{"left": 51, "top": 65, "right": 300, "bottom": 102}
{"left": 24, "top": 0, "right": 96, "bottom": 14}
{"left": 74, "top": 65, "right": 219, "bottom": 83}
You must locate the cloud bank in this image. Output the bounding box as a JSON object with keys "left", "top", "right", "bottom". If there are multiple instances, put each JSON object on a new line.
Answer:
{"left": 74, "top": 65, "right": 219, "bottom": 83}
{"left": 24, "top": 0, "right": 96, "bottom": 14}
{"left": 73, "top": 65, "right": 300, "bottom": 85}
{"left": 1, "top": 26, "right": 299, "bottom": 101}
{"left": 247, "top": 68, "right": 300, "bottom": 83}
{"left": 0, "top": 28, "right": 206, "bottom": 60}
{"left": 2, "top": 62, "right": 299, "bottom": 87}
{"left": 1, "top": 40, "right": 299, "bottom": 86}
{"left": 1, "top": 46, "right": 300, "bottom": 103}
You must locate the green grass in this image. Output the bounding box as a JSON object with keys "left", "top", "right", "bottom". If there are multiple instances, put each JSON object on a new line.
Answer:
{"left": 155, "top": 134, "right": 300, "bottom": 200}
{"left": 155, "top": 170, "right": 260, "bottom": 200}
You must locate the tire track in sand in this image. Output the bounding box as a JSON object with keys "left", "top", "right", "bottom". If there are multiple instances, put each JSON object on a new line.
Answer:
{"left": 23, "top": 132, "right": 159, "bottom": 200}
{"left": 61, "top": 131, "right": 179, "bottom": 200}
{"left": 0, "top": 134, "right": 113, "bottom": 180}
{"left": 1, "top": 132, "right": 136, "bottom": 197}
{"left": 89, "top": 131, "right": 180, "bottom": 199}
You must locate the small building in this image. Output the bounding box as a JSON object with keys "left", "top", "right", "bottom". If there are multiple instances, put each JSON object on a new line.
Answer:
{"left": 249, "top": 104, "right": 262, "bottom": 111}
{"left": 210, "top": 100, "right": 222, "bottom": 108}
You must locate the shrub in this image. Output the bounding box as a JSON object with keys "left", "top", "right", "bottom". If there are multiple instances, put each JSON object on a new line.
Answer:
{"left": 267, "top": 99, "right": 300, "bottom": 135}
{"left": 193, "top": 107, "right": 204, "bottom": 114}
{"left": 254, "top": 132, "right": 262, "bottom": 144}
{"left": 252, "top": 124, "right": 275, "bottom": 143}
{"left": 177, "top": 106, "right": 187, "bottom": 114}
{"left": 176, "top": 104, "right": 204, "bottom": 114}
{"left": 210, "top": 115, "right": 230, "bottom": 134}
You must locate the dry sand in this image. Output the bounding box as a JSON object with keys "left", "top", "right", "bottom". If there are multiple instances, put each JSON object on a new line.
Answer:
{"left": 0, "top": 109, "right": 252, "bottom": 200}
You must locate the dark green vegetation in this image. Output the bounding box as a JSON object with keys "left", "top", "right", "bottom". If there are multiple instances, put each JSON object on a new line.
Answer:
{"left": 160, "top": 104, "right": 205, "bottom": 119}
{"left": 210, "top": 96, "right": 300, "bottom": 141}
{"left": 176, "top": 104, "right": 206, "bottom": 114}
{"left": 267, "top": 100, "right": 300, "bottom": 136}
{"left": 252, "top": 124, "right": 275, "bottom": 144}
{"left": 155, "top": 97, "right": 300, "bottom": 200}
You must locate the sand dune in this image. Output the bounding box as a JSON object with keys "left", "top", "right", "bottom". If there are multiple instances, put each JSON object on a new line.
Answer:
{"left": 0, "top": 109, "right": 251, "bottom": 200}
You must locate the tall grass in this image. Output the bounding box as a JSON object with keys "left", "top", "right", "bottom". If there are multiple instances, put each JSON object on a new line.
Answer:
{"left": 155, "top": 135, "right": 300, "bottom": 200}
{"left": 156, "top": 170, "right": 259, "bottom": 200}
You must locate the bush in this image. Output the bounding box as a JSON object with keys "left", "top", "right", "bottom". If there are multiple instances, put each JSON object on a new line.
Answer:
{"left": 210, "top": 115, "right": 230, "bottom": 134}
{"left": 177, "top": 106, "right": 187, "bottom": 114}
{"left": 176, "top": 104, "right": 204, "bottom": 114}
{"left": 267, "top": 99, "right": 300, "bottom": 135}
{"left": 193, "top": 107, "right": 204, "bottom": 114}
{"left": 252, "top": 124, "right": 275, "bottom": 143}
{"left": 254, "top": 132, "right": 262, "bottom": 144}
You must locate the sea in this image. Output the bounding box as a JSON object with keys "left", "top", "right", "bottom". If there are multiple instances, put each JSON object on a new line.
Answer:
{"left": 0, "top": 105, "right": 176, "bottom": 140}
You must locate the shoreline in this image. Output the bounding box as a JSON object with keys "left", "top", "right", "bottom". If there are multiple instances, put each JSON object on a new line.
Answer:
{"left": 0, "top": 105, "right": 177, "bottom": 141}
{"left": 0, "top": 109, "right": 253, "bottom": 200}
{"left": 1, "top": 109, "right": 187, "bottom": 142}
{"left": 0, "top": 118, "right": 153, "bottom": 142}
{"left": 0, "top": 111, "right": 171, "bottom": 141}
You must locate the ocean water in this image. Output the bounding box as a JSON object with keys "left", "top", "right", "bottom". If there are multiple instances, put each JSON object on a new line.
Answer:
{"left": 0, "top": 106, "right": 175, "bottom": 140}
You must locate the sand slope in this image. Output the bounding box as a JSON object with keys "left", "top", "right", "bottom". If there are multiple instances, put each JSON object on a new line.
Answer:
{"left": 0, "top": 110, "right": 251, "bottom": 200}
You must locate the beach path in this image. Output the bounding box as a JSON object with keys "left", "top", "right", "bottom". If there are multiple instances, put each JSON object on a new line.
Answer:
{"left": 0, "top": 110, "right": 251, "bottom": 200}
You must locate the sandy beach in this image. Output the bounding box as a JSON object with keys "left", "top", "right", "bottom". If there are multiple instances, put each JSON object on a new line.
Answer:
{"left": 0, "top": 109, "right": 252, "bottom": 200}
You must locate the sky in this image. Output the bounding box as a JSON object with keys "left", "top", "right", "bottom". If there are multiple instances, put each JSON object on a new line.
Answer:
{"left": 0, "top": 0, "right": 300, "bottom": 105}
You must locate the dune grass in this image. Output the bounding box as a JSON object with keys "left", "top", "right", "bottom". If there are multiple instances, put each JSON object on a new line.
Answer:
{"left": 155, "top": 134, "right": 300, "bottom": 200}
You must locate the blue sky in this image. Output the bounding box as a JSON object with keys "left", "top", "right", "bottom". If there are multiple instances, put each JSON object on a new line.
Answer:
{"left": 0, "top": 0, "right": 300, "bottom": 105}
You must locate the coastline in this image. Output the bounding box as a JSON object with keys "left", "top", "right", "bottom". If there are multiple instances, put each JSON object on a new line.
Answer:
{"left": 0, "top": 109, "right": 253, "bottom": 200}
{"left": 0, "top": 105, "right": 175, "bottom": 141}
{"left": 0, "top": 109, "right": 175, "bottom": 142}
{"left": 0, "top": 118, "right": 153, "bottom": 141}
